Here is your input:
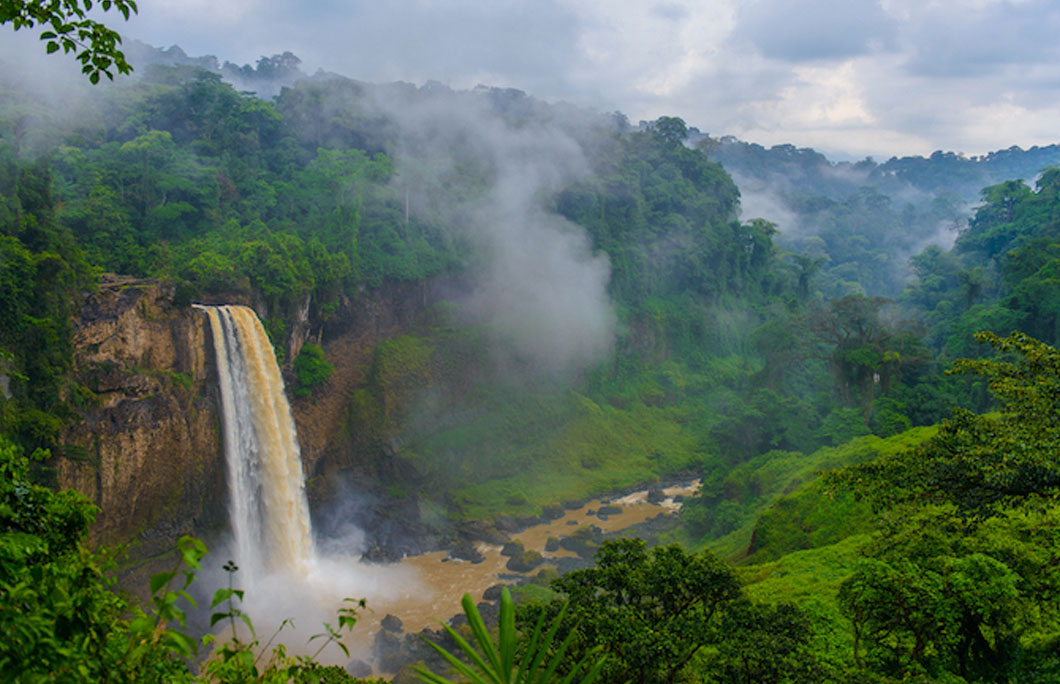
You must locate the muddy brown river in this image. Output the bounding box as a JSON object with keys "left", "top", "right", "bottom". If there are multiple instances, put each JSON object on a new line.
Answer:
{"left": 240, "top": 480, "right": 698, "bottom": 670}
{"left": 354, "top": 480, "right": 699, "bottom": 637}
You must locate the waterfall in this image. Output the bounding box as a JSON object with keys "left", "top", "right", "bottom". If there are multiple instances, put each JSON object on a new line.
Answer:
{"left": 197, "top": 305, "right": 314, "bottom": 585}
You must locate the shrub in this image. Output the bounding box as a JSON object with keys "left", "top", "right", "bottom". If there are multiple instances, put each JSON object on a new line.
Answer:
{"left": 294, "top": 343, "right": 334, "bottom": 397}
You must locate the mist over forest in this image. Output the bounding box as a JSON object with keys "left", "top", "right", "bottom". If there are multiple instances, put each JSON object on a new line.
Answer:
{"left": 3, "top": 34, "right": 1060, "bottom": 684}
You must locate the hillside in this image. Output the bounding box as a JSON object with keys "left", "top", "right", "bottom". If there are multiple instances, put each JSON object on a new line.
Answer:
{"left": 2, "top": 42, "right": 1060, "bottom": 683}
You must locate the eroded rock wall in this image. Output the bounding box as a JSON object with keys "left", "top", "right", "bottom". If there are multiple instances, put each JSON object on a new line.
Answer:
{"left": 53, "top": 274, "right": 445, "bottom": 571}
{"left": 55, "top": 276, "right": 227, "bottom": 562}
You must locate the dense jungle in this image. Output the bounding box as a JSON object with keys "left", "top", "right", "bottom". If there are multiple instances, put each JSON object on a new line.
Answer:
{"left": 2, "top": 31, "right": 1060, "bottom": 684}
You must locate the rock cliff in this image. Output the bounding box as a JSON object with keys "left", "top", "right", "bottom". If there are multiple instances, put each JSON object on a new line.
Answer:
{"left": 52, "top": 274, "right": 444, "bottom": 571}
{"left": 55, "top": 276, "right": 227, "bottom": 564}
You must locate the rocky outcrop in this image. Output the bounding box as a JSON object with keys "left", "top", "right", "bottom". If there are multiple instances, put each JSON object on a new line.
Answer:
{"left": 291, "top": 278, "right": 448, "bottom": 559}
{"left": 55, "top": 276, "right": 227, "bottom": 563}
{"left": 290, "top": 279, "right": 437, "bottom": 474}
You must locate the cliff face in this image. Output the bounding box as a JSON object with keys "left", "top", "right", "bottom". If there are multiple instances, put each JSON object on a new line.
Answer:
{"left": 55, "top": 277, "right": 227, "bottom": 562}
{"left": 52, "top": 274, "right": 443, "bottom": 572}
{"left": 291, "top": 280, "right": 434, "bottom": 474}
{"left": 292, "top": 279, "right": 443, "bottom": 559}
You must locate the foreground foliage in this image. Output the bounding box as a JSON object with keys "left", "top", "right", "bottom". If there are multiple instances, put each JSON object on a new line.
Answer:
{"left": 0, "top": 434, "right": 378, "bottom": 683}
{"left": 0, "top": 0, "right": 138, "bottom": 82}
{"left": 414, "top": 587, "right": 606, "bottom": 684}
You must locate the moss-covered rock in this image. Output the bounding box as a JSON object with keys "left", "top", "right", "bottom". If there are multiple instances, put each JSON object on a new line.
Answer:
{"left": 506, "top": 549, "right": 544, "bottom": 572}
{"left": 500, "top": 540, "right": 525, "bottom": 557}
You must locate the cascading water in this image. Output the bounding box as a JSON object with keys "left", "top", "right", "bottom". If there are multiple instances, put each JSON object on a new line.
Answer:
{"left": 197, "top": 305, "right": 314, "bottom": 586}
{"left": 196, "top": 304, "right": 421, "bottom": 668}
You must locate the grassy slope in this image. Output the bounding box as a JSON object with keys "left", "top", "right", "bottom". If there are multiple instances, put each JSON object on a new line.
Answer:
{"left": 420, "top": 392, "right": 702, "bottom": 520}
{"left": 669, "top": 426, "right": 938, "bottom": 562}
{"left": 739, "top": 534, "right": 871, "bottom": 671}
{"left": 717, "top": 426, "right": 939, "bottom": 671}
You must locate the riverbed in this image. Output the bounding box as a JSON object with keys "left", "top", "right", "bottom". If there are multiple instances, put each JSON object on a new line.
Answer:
{"left": 356, "top": 479, "right": 699, "bottom": 636}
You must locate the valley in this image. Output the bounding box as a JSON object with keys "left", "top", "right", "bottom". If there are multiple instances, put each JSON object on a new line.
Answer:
{"left": 2, "top": 35, "right": 1060, "bottom": 684}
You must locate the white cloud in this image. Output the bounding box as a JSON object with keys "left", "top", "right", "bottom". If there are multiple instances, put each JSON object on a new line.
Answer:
{"left": 21, "top": 0, "right": 1056, "bottom": 158}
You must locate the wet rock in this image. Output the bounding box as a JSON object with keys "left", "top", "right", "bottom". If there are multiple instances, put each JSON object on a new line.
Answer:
{"left": 381, "top": 614, "right": 404, "bottom": 633}
{"left": 672, "top": 494, "right": 686, "bottom": 504}
{"left": 544, "top": 536, "right": 560, "bottom": 552}
{"left": 516, "top": 515, "right": 540, "bottom": 528}
{"left": 476, "top": 600, "right": 500, "bottom": 625}
{"left": 392, "top": 669, "right": 421, "bottom": 684}
{"left": 361, "top": 545, "right": 403, "bottom": 563}
{"left": 506, "top": 549, "right": 544, "bottom": 572}
{"left": 597, "top": 505, "right": 622, "bottom": 516}
{"left": 457, "top": 520, "right": 510, "bottom": 544}
{"left": 541, "top": 504, "right": 564, "bottom": 520}
{"left": 374, "top": 628, "right": 406, "bottom": 673}
{"left": 603, "top": 511, "right": 680, "bottom": 547}
{"left": 483, "top": 584, "right": 505, "bottom": 602}
{"left": 450, "top": 539, "right": 485, "bottom": 564}
{"left": 500, "top": 540, "right": 525, "bottom": 557}
{"left": 530, "top": 567, "right": 559, "bottom": 585}
{"left": 566, "top": 520, "right": 579, "bottom": 526}
{"left": 559, "top": 525, "right": 602, "bottom": 559}
{"left": 346, "top": 660, "right": 374, "bottom": 678}
{"left": 553, "top": 555, "right": 594, "bottom": 574}
{"left": 494, "top": 515, "right": 520, "bottom": 533}
{"left": 563, "top": 500, "right": 583, "bottom": 510}
{"left": 646, "top": 488, "right": 666, "bottom": 504}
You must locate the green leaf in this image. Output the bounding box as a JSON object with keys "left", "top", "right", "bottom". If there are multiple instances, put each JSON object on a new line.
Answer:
{"left": 150, "top": 571, "right": 175, "bottom": 595}
{"left": 165, "top": 630, "right": 197, "bottom": 657}
{"left": 499, "top": 588, "right": 515, "bottom": 678}
{"left": 210, "top": 587, "right": 235, "bottom": 608}
{"left": 462, "top": 592, "right": 503, "bottom": 677}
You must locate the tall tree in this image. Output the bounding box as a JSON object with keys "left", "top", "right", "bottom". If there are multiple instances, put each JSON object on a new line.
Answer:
{"left": 830, "top": 331, "right": 1060, "bottom": 514}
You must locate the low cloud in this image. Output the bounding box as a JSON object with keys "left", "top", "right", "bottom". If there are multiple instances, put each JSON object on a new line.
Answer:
{"left": 366, "top": 85, "right": 617, "bottom": 382}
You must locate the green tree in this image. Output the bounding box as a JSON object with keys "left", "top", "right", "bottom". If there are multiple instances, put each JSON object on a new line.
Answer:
{"left": 830, "top": 331, "right": 1060, "bottom": 514}
{"left": 807, "top": 294, "right": 927, "bottom": 422}
{"left": 0, "top": 0, "right": 138, "bottom": 82}
{"left": 0, "top": 435, "right": 187, "bottom": 681}
{"left": 839, "top": 552, "right": 1020, "bottom": 680}
{"left": 527, "top": 539, "right": 818, "bottom": 684}
{"left": 649, "top": 116, "right": 689, "bottom": 147}
{"left": 827, "top": 331, "right": 1060, "bottom": 681}
{"left": 711, "top": 600, "right": 824, "bottom": 683}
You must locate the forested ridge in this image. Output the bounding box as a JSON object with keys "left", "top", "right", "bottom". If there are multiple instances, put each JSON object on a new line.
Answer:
{"left": 2, "top": 43, "right": 1060, "bottom": 682}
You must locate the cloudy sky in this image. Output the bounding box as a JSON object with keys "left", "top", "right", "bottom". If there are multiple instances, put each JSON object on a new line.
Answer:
{"left": 64, "top": 0, "right": 1060, "bottom": 159}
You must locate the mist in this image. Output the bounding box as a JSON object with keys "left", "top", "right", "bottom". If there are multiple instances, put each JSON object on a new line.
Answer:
{"left": 195, "top": 533, "right": 421, "bottom": 668}
{"left": 365, "top": 84, "right": 618, "bottom": 383}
